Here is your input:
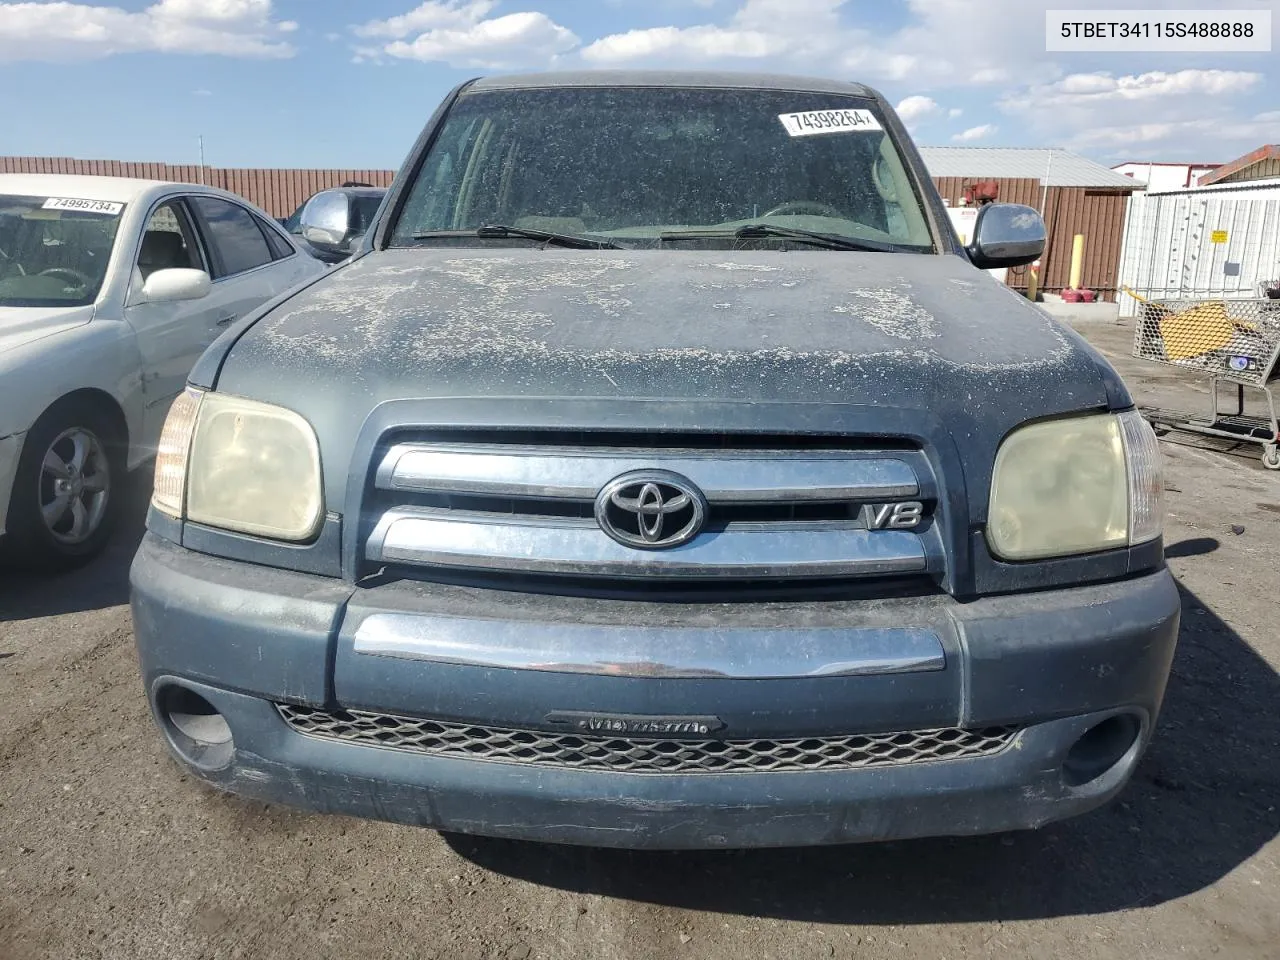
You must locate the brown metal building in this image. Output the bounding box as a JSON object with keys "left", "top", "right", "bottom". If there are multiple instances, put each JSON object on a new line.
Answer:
{"left": 919, "top": 147, "right": 1143, "bottom": 302}
{"left": 4, "top": 149, "right": 1140, "bottom": 301}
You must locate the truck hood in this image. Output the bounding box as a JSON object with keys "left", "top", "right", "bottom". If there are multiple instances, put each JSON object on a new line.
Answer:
{"left": 216, "top": 248, "right": 1127, "bottom": 498}
{"left": 0, "top": 305, "right": 94, "bottom": 355}
{"left": 221, "top": 248, "right": 1124, "bottom": 409}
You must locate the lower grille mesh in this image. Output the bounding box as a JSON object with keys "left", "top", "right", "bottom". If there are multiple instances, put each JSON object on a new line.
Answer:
{"left": 277, "top": 704, "right": 1017, "bottom": 774}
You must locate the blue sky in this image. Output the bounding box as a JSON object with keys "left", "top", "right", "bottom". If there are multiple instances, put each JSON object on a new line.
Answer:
{"left": 0, "top": 0, "right": 1277, "bottom": 170}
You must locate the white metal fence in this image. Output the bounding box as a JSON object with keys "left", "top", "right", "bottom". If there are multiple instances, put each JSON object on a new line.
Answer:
{"left": 1117, "top": 180, "right": 1280, "bottom": 317}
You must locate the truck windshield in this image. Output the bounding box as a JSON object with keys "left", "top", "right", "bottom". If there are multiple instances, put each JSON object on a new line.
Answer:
{"left": 0, "top": 195, "right": 124, "bottom": 307}
{"left": 389, "top": 86, "right": 935, "bottom": 251}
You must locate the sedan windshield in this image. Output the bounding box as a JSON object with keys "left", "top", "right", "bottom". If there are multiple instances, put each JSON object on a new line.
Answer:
{"left": 0, "top": 195, "right": 124, "bottom": 307}
{"left": 390, "top": 86, "right": 935, "bottom": 251}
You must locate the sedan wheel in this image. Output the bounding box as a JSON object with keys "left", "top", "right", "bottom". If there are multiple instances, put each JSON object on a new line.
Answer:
{"left": 39, "top": 426, "right": 112, "bottom": 545}
{"left": 1, "top": 399, "right": 124, "bottom": 572}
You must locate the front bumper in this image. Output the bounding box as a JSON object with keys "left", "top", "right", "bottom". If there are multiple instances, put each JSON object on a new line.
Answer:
{"left": 131, "top": 533, "right": 1181, "bottom": 849}
{"left": 0, "top": 432, "right": 25, "bottom": 538}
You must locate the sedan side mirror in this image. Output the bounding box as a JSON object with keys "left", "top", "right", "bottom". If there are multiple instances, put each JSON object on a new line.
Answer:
{"left": 966, "top": 203, "right": 1046, "bottom": 269}
{"left": 139, "top": 267, "right": 211, "bottom": 304}
{"left": 300, "top": 190, "right": 353, "bottom": 256}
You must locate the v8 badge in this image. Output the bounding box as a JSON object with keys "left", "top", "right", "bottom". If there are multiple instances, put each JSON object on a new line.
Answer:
{"left": 862, "top": 501, "right": 924, "bottom": 530}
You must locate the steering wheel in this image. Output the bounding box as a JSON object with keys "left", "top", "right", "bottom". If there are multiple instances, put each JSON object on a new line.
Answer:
{"left": 39, "top": 267, "right": 91, "bottom": 288}
{"left": 761, "top": 200, "right": 846, "bottom": 219}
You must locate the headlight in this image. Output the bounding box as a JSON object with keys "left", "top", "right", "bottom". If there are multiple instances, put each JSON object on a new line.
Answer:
{"left": 987, "top": 410, "right": 1163, "bottom": 561}
{"left": 152, "top": 387, "right": 203, "bottom": 519}
{"left": 151, "top": 390, "right": 323, "bottom": 542}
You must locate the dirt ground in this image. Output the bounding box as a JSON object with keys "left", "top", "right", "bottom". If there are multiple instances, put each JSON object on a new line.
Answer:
{"left": 1, "top": 318, "right": 1278, "bottom": 960}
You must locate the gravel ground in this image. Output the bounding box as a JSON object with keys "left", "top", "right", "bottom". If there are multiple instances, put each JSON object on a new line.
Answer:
{"left": 1, "top": 318, "right": 1277, "bottom": 960}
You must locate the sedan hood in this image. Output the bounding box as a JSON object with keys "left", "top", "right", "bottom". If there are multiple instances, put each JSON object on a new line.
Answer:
{"left": 216, "top": 248, "right": 1127, "bottom": 498}
{"left": 0, "top": 305, "right": 94, "bottom": 354}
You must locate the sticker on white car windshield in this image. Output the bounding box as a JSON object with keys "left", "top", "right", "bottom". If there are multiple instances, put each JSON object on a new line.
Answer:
{"left": 41, "top": 197, "right": 124, "bottom": 216}
{"left": 779, "top": 109, "right": 882, "bottom": 137}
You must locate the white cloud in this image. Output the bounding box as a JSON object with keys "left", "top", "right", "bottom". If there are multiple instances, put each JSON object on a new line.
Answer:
{"left": 1064, "top": 111, "right": 1280, "bottom": 152}
{"left": 0, "top": 0, "right": 297, "bottom": 60}
{"left": 580, "top": 0, "right": 1059, "bottom": 90}
{"left": 953, "top": 124, "right": 997, "bottom": 142}
{"left": 882, "top": 0, "right": 1062, "bottom": 87}
{"left": 1002, "top": 69, "right": 1262, "bottom": 111}
{"left": 353, "top": 1, "right": 578, "bottom": 68}
{"left": 999, "top": 68, "right": 1270, "bottom": 158}
{"left": 970, "top": 67, "right": 1011, "bottom": 84}
{"left": 895, "top": 95, "right": 939, "bottom": 126}
{"left": 582, "top": 0, "right": 852, "bottom": 66}
{"left": 583, "top": 24, "right": 782, "bottom": 61}
{"left": 383, "top": 12, "right": 578, "bottom": 67}
{"left": 352, "top": 0, "right": 496, "bottom": 40}
{"left": 344, "top": 0, "right": 1275, "bottom": 164}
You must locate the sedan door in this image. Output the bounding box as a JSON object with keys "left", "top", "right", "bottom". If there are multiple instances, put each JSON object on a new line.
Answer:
{"left": 123, "top": 198, "right": 225, "bottom": 447}
{"left": 187, "top": 195, "right": 320, "bottom": 327}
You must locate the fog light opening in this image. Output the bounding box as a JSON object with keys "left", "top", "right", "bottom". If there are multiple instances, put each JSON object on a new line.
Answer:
{"left": 1062, "top": 714, "right": 1141, "bottom": 788}
{"left": 157, "top": 684, "right": 234, "bottom": 770}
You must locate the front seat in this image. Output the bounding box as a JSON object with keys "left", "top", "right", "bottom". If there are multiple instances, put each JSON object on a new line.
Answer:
{"left": 138, "top": 230, "right": 191, "bottom": 280}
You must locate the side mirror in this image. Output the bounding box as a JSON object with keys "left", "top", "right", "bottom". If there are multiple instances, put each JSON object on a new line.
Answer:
{"left": 966, "top": 203, "right": 1046, "bottom": 269}
{"left": 300, "top": 190, "right": 353, "bottom": 256}
{"left": 139, "top": 267, "right": 211, "bottom": 304}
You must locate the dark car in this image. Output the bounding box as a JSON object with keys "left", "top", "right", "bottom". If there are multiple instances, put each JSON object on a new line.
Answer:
{"left": 131, "top": 71, "right": 1178, "bottom": 850}
{"left": 282, "top": 184, "right": 386, "bottom": 264}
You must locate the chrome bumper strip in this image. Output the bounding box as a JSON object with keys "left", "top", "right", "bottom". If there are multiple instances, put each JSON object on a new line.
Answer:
{"left": 352, "top": 612, "right": 946, "bottom": 679}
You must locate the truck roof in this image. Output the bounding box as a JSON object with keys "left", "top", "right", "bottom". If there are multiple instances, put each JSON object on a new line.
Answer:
{"left": 468, "top": 70, "right": 877, "bottom": 99}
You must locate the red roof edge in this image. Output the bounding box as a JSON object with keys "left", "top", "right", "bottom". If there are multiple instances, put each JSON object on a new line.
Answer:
{"left": 1197, "top": 145, "right": 1280, "bottom": 185}
{"left": 1111, "top": 161, "right": 1222, "bottom": 168}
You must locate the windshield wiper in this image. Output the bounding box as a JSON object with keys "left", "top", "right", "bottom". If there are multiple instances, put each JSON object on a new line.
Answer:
{"left": 412, "top": 225, "right": 621, "bottom": 250}
{"left": 659, "top": 224, "right": 912, "bottom": 253}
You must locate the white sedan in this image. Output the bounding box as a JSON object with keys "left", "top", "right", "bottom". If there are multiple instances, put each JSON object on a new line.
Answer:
{"left": 0, "top": 173, "right": 326, "bottom": 569}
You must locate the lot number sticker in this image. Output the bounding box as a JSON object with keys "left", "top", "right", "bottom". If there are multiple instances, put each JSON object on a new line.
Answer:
{"left": 779, "top": 109, "right": 882, "bottom": 137}
{"left": 41, "top": 197, "right": 124, "bottom": 215}
{"left": 1210, "top": 229, "right": 1229, "bottom": 244}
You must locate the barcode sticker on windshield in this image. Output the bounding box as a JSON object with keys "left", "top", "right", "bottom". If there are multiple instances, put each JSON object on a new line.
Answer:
{"left": 779, "top": 110, "right": 882, "bottom": 137}
{"left": 41, "top": 197, "right": 124, "bottom": 215}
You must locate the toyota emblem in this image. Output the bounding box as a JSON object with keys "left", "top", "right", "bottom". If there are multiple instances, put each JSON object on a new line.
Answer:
{"left": 594, "top": 471, "right": 707, "bottom": 550}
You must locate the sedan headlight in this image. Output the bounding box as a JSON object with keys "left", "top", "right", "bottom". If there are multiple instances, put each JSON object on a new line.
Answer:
{"left": 987, "top": 410, "right": 1163, "bottom": 561}
{"left": 151, "top": 389, "right": 324, "bottom": 542}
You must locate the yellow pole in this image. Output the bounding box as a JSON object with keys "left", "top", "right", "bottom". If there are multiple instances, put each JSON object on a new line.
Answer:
{"left": 1026, "top": 261, "right": 1040, "bottom": 301}
{"left": 1069, "top": 234, "right": 1085, "bottom": 290}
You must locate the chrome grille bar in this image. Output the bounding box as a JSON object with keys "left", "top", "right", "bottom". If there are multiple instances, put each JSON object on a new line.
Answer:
{"left": 366, "top": 507, "right": 927, "bottom": 579}
{"left": 375, "top": 443, "right": 918, "bottom": 502}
